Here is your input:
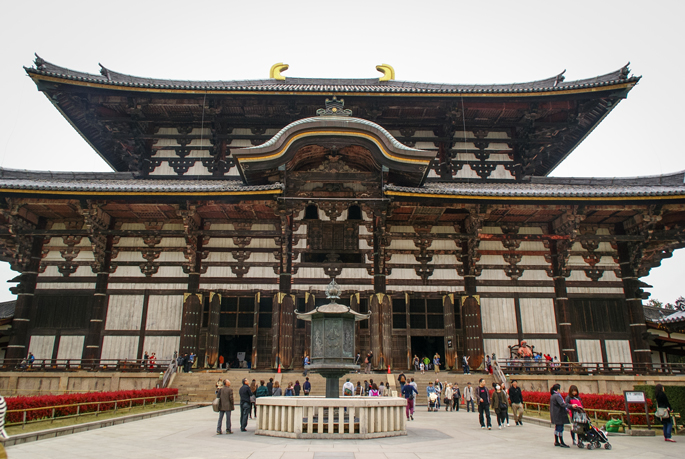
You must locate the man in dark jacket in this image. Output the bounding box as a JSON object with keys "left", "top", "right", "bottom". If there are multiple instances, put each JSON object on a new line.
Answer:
{"left": 216, "top": 379, "right": 235, "bottom": 434}
{"left": 238, "top": 378, "right": 253, "bottom": 432}
{"left": 508, "top": 380, "right": 524, "bottom": 425}
{"left": 303, "top": 377, "right": 311, "bottom": 396}
{"left": 477, "top": 378, "right": 492, "bottom": 429}
{"left": 266, "top": 378, "right": 273, "bottom": 396}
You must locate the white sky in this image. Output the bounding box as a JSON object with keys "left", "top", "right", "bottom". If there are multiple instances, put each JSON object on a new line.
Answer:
{"left": 0, "top": 0, "right": 683, "bottom": 303}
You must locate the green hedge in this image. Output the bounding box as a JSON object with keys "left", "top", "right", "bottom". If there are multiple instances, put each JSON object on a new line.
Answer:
{"left": 634, "top": 384, "right": 685, "bottom": 415}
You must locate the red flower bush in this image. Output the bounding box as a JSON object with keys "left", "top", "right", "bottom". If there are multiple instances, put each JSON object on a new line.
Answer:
{"left": 514, "top": 390, "right": 655, "bottom": 423}
{"left": 5, "top": 388, "right": 178, "bottom": 423}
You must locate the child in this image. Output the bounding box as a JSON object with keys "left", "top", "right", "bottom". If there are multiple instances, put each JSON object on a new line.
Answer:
{"left": 419, "top": 361, "right": 425, "bottom": 374}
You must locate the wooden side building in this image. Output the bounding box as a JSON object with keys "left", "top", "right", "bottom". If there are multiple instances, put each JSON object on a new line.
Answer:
{"left": 1, "top": 57, "right": 684, "bottom": 370}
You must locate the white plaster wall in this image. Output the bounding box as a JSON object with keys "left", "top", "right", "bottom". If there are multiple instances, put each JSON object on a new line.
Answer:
{"left": 28, "top": 335, "right": 55, "bottom": 360}
{"left": 101, "top": 336, "right": 139, "bottom": 361}
{"left": 106, "top": 295, "right": 144, "bottom": 330}
{"left": 56, "top": 335, "right": 85, "bottom": 361}
{"left": 143, "top": 336, "right": 180, "bottom": 362}
{"left": 519, "top": 298, "right": 557, "bottom": 334}
{"left": 146, "top": 296, "right": 183, "bottom": 330}
{"left": 481, "top": 298, "right": 517, "bottom": 334}
{"left": 576, "top": 339, "right": 602, "bottom": 365}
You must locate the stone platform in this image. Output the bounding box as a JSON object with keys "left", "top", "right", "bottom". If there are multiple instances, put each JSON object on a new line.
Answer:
{"left": 256, "top": 396, "right": 407, "bottom": 439}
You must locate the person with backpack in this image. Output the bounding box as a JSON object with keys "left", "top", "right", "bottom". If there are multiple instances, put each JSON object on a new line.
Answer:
{"left": 343, "top": 378, "right": 354, "bottom": 397}
{"left": 284, "top": 382, "right": 294, "bottom": 396}
{"left": 368, "top": 383, "right": 380, "bottom": 397}
{"left": 303, "top": 377, "right": 311, "bottom": 396}
{"left": 492, "top": 384, "right": 509, "bottom": 429}
{"left": 398, "top": 372, "right": 407, "bottom": 392}
{"left": 402, "top": 380, "right": 418, "bottom": 420}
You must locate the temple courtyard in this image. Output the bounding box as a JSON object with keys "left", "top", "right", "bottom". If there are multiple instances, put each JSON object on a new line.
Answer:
{"left": 4, "top": 405, "right": 681, "bottom": 459}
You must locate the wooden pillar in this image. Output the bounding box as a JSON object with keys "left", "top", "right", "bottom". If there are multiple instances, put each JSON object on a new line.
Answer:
{"left": 280, "top": 294, "right": 294, "bottom": 369}
{"left": 83, "top": 271, "right": 110, "bottom": 362}
{"left": 553, "top": 277, "right": 577, "bottom": 362}
{"left": 443, "top": 294, "right": 457, "bottom": 370}
{"left": 252, "top": 292, "right": 260, "bottom": 369}
{"left": 369, "top": 293, "right": 383, "bottom": 369}
{"left": 6, "top": 230, "right": 44, "bottom": 362}
{"left": 380, "top": 294, "right": 392, "bottom": 370}
{"left": 180, "top": 293, "right": 202, "bottom": 355}
{"left": 271, "top": 293, "right": 281, "bottom": 370}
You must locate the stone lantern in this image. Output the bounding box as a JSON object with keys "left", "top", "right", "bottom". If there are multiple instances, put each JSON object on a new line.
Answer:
{"left": 296, "top": 279, "right": 370, "bottom": 398}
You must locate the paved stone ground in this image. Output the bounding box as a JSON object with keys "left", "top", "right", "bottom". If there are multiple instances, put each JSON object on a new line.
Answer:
{"left": 5, "top": 405, "right": 682, "bottom": 459}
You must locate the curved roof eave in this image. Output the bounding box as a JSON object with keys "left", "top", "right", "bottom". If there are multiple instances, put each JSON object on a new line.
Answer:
{"left": 25, "top": 56, "right": 640, "bottom": 96}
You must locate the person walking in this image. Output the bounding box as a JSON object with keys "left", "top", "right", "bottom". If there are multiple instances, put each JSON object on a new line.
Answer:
{"left": 565, "top": 385, "right": 583, "bottom": 444}
{"left": 434, "top": 379, "right": 443, "bottom": 411}
{"left": 508, "top": 380, "right": 524, "bottom": 425}
{"left": 433, "top": 354, "right": 441, "bottom": 374}
{"left": 294, "top": 380, "right": 301, "bottom": 396}
{"left": 452, "top": 383, "right": 461, "bottom": 411}
{"left": 303, "top": 377, "right": 311, "bottom": 396}
{"left": 462, "top": 355, "right": 470, "bottom": 374}
{"left": 365, "top": 352, "right": 372, "bottom": 374}
{"left": 445, "top": 384, "right": 453, "bottom": 412}
{"left": 238, "top": 378, "right": 252, "bottom": 432}
{"left": 216, "top": 379, "right": 234, "bottom": 434}
{"left": 464, "top": 382, "right": 475, "bottom": 412}
{"left": 550, "top": 383, "right": 574, "bottom": 447}
{"left": 249, "top": 379, "right": 257, "bottom": 418}
{"left": 413, "top": 355, "right": 420, "bottom": 371}
{"left": 655, "top": 384, "right": 676, "bottom": 442}
{"left": 426, "top": 381, "right": 437, "bottom": 411}
{"left": 272, "top": 381, "right": 282, "bottom": 396}
{"left": 477, "top": 378, "right": 492, "bottom": 429}
{"left": 398, "top": 372, "right": 407, "bottom": 392}
{"left": 492, "top": 384, "right": 509, "bottom": 429}
{"left": 303, "top": 354, "right": 309, "bottom": 376}
{"left": 402, "top": 380, "right": 418, "bottom": 420}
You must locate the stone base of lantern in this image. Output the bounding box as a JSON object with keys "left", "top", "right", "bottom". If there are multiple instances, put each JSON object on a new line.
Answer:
{"left": 255, "top": 396, "right": 407, "bottom": 439}
{"left": 307, "top": 363, "right": 360, "bottom": 399}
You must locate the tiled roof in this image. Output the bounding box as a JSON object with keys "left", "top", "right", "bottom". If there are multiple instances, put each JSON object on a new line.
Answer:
{"left": 0, "top": 300, "right": 15, "bottom": 320}
{"left": 660, "top": 310, "right": 685, "bottom": 324}
{"left": 386, "top": 171, "right": 685, "bottom": 198}
{"left": 0, "top": 168, "right": 283, "bottom": 194}
{"left": 25, "top": 57, "right": 639, "bottom": 95}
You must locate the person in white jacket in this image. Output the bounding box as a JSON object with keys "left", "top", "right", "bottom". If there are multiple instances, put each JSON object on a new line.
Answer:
{"left": 464, "top": 382, "right": 475, "bottom": 412}
{"left": 342, "top": 378, "right": 355, "bottom": 397}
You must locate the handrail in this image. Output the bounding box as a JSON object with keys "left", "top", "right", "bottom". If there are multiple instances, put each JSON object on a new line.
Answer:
{"left": 520, "top": 400, "right": 681, "bottom": 432}
{"left": 161, "top": 358, "right": 177, "bottom": 388}
{"left": 496, "top": 359, "right": 685, "bottom": 375}
{"left": 0, "top": 358, "right": 173, "bottom": 372}
{"left": 5, "top": 393, "right": 188, "bottom": 430}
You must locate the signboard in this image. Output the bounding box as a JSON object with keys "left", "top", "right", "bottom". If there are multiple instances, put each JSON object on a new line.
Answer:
{"left": 625, "top": 391, "right": 646, "bottom": 403}
{"left": 447, "top": 339, "right": 453, "bottom": 349}
{"left": 623, "top": 390, "right": 650, "bottom": 430}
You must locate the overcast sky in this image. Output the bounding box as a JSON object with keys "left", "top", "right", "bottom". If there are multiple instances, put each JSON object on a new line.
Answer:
{"left": 1, "top": 0, "right": 683, "bottom": 304}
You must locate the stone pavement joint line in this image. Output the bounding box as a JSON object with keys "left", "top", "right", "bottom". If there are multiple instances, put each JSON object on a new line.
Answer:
{"left": 4, "top": 406, "right": 683, "bottom": 459}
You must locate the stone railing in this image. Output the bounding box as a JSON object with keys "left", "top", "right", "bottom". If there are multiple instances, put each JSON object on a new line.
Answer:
{"left": 255, "top": 396, "right": 407, "bottom": 439}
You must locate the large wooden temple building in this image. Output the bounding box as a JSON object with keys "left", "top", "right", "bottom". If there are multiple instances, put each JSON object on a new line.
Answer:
{"left": 1, "top": 57, "right": 684, "bottom": 371}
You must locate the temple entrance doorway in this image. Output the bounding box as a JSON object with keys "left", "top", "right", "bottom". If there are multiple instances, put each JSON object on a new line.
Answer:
{"left": 219, "top": 335, "right": 253, "bottom": 369}
{"left": 411, "top": 336, "right": 445, "bottom": 370}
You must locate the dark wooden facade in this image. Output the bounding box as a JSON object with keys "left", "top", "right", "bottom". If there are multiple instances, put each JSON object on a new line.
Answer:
{"left": 1, "top": 58, "right": 684, "bottom": 370}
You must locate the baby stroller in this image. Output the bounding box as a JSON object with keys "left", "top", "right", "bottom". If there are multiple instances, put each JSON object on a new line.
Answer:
{"left": 572, "top": 409, "right": 612, "bottom": 450}
{"left": 428, "top": 393, "right": 438, "bottom": 411}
